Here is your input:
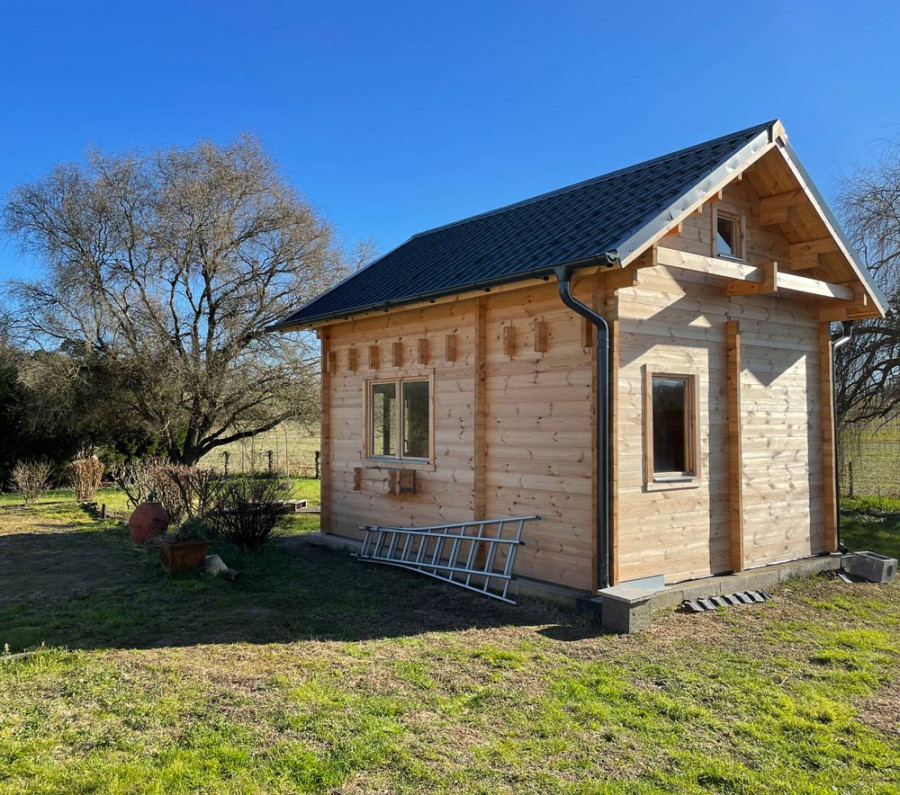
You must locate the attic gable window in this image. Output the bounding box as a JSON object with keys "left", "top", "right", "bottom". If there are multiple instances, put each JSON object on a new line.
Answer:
{"left": 714, "top": 208, "right": 744, "bottom": 261}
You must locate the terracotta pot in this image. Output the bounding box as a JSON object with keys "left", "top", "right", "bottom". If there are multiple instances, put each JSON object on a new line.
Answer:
{"left": 160, "top": 540, "right": 210, "bottom": 574}
{"left": 128, "top": 501, "right": 170, "bottom": 545}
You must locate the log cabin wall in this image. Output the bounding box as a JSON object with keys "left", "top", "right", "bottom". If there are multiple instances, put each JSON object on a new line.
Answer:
{"left": 322, "top": 279, "right": 599, "bottom": 593}
{"left": 319, "top": 175, "right": 832, "bottom": 593}
{"left": 325, "top": 300, "right": 478, "bottom": 532}
{"left": 616, "top": 179, "right": 826, "bottom": 584}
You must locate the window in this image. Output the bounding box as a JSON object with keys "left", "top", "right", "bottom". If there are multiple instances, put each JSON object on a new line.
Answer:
{"left": 644, "top": 370, "right": 698, "bottom": 484}
{"left": 714, "top": 209, "right": 744, "bottom": 260}
{"left": 368, "top": 378, "right": 431, "bottom": 461}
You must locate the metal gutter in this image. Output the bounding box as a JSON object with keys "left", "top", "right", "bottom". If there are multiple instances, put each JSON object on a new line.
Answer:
{"left": 554, "top": 252, "right": 618, "bottom": 591}
{"left": 832, "top": 321, "right": 854, "bottom": 553}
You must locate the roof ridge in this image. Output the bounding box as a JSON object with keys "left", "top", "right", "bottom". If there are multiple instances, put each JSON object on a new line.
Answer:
{"left": 410, "top": 120, "right": 776, "bottom": 238}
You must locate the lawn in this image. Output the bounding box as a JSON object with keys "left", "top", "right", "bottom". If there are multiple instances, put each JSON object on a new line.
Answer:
{"left": 1, "top": 488, "right": 899, "bottom": 794}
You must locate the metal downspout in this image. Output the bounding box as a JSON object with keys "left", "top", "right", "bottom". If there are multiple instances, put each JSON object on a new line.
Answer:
{"left": 554, "top": 255, "right": 617, "bottom": 591}
{"left": 832, "top": 321, "right": 854, "bottom": 553}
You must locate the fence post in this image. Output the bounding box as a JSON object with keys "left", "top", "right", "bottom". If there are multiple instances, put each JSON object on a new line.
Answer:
{"left": 315, "top": 450, "right": 321, "bottom": 480}
{"left": 848, "top": 460, "right": 854, "bottom": 498}
{"left": 224, "top": 451, "right": 230, "bottom": 477}
{"left": 267, "top": 450, "right": 274, "bottom": 475}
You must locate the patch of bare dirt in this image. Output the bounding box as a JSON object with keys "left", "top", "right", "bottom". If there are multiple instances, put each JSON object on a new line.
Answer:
{"left": 858, "top": 678, "right": 900, "bottom": 735}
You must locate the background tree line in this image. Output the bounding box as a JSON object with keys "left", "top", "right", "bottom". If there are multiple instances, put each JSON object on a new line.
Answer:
{"left": 0, "top": 134, "right": 367, "bottom": 483}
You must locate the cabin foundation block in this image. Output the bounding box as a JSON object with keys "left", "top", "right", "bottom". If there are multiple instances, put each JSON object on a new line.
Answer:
{"left": 597, "top": 586, "right": 656, "bottom": 634}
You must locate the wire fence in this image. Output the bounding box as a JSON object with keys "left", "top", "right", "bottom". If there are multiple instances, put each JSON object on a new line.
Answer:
{"left": 200, "top": 423, "right": 321, "bottom": 479}
{"left": 839, "top": 417, "right": 900, "bottom": 497}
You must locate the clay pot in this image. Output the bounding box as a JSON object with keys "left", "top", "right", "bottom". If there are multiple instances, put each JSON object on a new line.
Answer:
{"left": 128, "top": 501, "right": 170, "bottom": 545}
{"left": 160, "top": 541, "right": 210, "bottom": 574}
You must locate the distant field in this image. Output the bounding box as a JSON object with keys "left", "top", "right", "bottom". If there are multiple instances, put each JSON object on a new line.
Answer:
{"left": 840, "top": 419, "right": 900, "bottom": 498}
{"left": 200, "top": 422, "right": 320, "bottom": 477}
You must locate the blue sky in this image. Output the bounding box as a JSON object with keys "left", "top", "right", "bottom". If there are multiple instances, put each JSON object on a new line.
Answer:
{"left": 1, "top": 0, "right": 898, "bottom": 278}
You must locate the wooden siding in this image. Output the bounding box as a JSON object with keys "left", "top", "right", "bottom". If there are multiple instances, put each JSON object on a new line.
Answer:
{"left": 321, "top": 281, "right": 597, "bottom": 592}
{"left": 614, "top": 179, "right": 827, "bottom": 584}
{"left": 319, "top": 177, "right": 832, "bottom": 592}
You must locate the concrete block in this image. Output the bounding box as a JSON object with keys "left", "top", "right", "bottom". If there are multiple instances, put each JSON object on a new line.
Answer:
{"left": 846, "top": 552, "right": 898, "bottom": 584}
{"left": 599, "top": 585, "right": 655, "bottom": 634}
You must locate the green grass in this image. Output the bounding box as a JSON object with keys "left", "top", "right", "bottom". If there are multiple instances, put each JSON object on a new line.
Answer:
{"left": 1, "top": 500, "right": 900, "bottom": 793}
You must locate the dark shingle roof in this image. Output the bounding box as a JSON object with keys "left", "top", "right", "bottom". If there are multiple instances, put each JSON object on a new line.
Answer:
{"left": 275, "top": 121, "right": 776, "bottom": 329}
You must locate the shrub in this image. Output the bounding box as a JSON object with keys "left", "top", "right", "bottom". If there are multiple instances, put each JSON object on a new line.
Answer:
{"left": 210, "top": 476, "right": 292, "bottom": 550}
{"left": 10, "top": 459, "right": 53, "bottom": 505}
{"left": 110, "top": 459, "right": 159, "bottom": 508}
{"left": 67, "top": 453, "right": 104, "bottom": 503}
{"left": 111, "top": 458, "right": 221, "bottom": 525}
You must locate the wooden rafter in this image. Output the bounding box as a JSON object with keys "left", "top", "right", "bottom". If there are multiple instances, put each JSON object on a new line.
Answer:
{"left": 790, "top": 237, "right": 839, "bottom": 270}
{"left": 758, "top": 188, "right": 805, "bottom": 226}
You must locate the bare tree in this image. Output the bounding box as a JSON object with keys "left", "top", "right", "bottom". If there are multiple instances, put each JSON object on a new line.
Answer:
{"left": 836, "top": 142, "right": 900, "bottom": 424}
{"left": 4, "top": 135, "right": 346, "bottom": 464}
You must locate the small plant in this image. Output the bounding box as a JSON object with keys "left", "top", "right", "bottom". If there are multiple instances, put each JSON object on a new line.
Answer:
{"left": 172, "top": 516, "right": 211, "bottom": 543}
{"left": 10, "top": 459, "right": 53, "bottom": 505}
{"left": 210, "top": 476, "right": 292, "bottom": 550}
{"left": 67, "top": 453, "right": 104, "bottom": 503}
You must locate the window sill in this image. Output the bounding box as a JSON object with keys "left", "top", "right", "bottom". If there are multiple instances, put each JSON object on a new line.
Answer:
{"left": 715, "top": 253, "right": 745, "bottom": 263}
{"left": 362, "top": 458, "right": 435, "bottom": 472}
{"left": 645, "top": 475, "right": 700, "bottom": 492}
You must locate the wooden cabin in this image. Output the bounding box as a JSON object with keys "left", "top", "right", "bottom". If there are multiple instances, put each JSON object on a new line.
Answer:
{"left": 273, "top": 120, "right": 886, "bottom": 597}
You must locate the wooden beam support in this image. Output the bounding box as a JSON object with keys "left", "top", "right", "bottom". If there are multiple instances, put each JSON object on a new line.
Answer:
{"left": 790, "top": 237, "right": 839, "bottom": 270}
{"left": 347, "top": 347, "right": 358, "bottom": 372}
{"left": 654, "top": 247, "right": 855, "bottom": 301}
{"left": 598, "top": 268, "right": 640, "bottom": 291}
{"left": 759, "top": 189, "right": 805, "bottom": 226}
{"left": 417, "top": 337, "right": 430, "bottom": 364}
{"left": 392, "top": 341, "right": 403, "bottom": 367}
{"left": 502, "top": 323, "right": 515, "bottom": 357}
{"left": 726, "top": 261, "right": 778, "bottom": 296}
{"left": 534, "top": 319, "right": 548, "bottom": 353}
{"left": 819, "top": 324, "right": 839, "bottom": 552}
{"left": 580, "top": 317, "right": 593, "bottom": 348}
{"left": 368, "top": 345, "right": 380, "bottom": 370}
{"left": 725, "top": 320, "right": 743, "bottom": 573}
{"left": 444, "top": 334, "right": 457, "bottom": 362}
{"left": 664, "top": 221, "right": 683, "bottom": 237}
{"left": 777, "top": 271, "right": 854, "bottom": 300}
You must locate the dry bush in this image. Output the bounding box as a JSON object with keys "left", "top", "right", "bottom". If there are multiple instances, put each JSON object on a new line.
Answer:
{"left": 110, "top": 459, "right": 160, "bottom": 508}
{"left": 111, "top": 458, "right": 221, "bottom": 524}
{"left": 67, "top": 453, "right": 104, "bottom": 502}
{"left": 210, "top": 476, "right": 292, "bottom": 550}
{"left": 10, "top": 459, "right": 53, "bottom": 505}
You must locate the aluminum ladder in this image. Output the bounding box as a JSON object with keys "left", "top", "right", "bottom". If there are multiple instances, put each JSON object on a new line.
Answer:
{"left": 356, "top": 516, "right": 539, "bottom": 603}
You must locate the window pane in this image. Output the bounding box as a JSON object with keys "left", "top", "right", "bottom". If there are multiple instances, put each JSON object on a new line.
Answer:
{"left": 652, "top": 377, "right": 687, "bottom": 474}
{"left": 716, "top": 215, "right": 736, "bottom": 257}
{"left": 402, "top": 380, "right": 430, "bottom": 459}
{"left": 371, "top": 383, "right": 397, "bottom": 457}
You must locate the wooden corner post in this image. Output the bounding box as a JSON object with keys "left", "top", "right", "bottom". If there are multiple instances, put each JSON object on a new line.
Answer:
{"left": 819, "top": 324, "right": 839, "bottom": 551}
{"left": 474, "top": 298, "right": 487, "bottom": 523}
{"left": 320, "top": 328, "right": 333, "bottom": 534}
{"left": 725, "top": 320, "right": 743, "bottom": 572}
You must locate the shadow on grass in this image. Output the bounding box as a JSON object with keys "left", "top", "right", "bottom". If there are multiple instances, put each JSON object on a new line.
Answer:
{"left": 0, "top": 521, "right": 598, "bottom": 653}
